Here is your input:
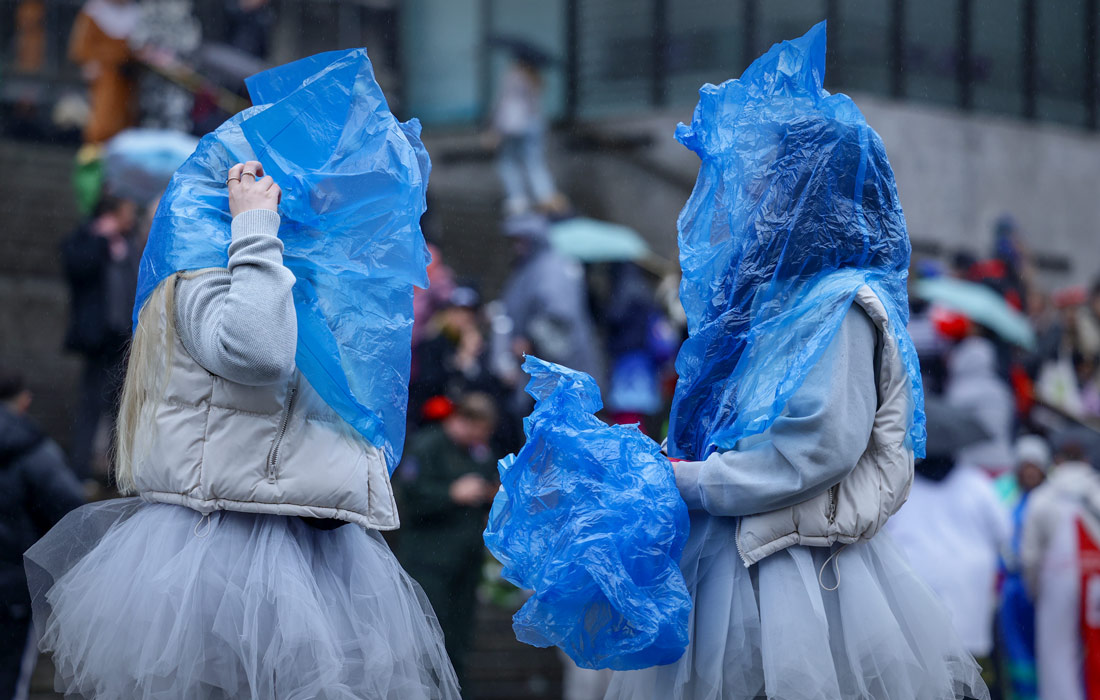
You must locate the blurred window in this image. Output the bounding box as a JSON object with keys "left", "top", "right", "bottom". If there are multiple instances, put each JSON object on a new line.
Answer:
{"left": 757, "top": 0, "right": 826, "bottom": 56}
{"left": 904, "top": 0, "right": 960, "bottom": 108}
{"left": 664, "top": 0, "right": 746, "bottom": 106}
{"left": 971, "top": 0, "right": 1025, "bottom": 118}
{"left": 831, "top": 0, "right": 893, "bottom": 96}
{"left": 574, "top": 0, "right": 656, "bottom": 117}
{"left": 1036, "top": 0, "right": 1088, "bottom": 127}
{"left": 402, "top": 0, "right": 483, "bottom": 124}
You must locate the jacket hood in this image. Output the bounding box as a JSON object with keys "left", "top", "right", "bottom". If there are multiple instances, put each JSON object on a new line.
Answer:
{"left": 0, "top": 407, "right": 44, "bottom": 467}
{"left": 948, "top": 337, "right": 998, "bottom": 380}
{"left": 1048, "top": 460, "right": 1100, "bottom": 494}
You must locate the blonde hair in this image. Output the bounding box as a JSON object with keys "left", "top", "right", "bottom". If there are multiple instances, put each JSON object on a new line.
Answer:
{"left": 113, "top": 270, "right": 214, "bottom": 493}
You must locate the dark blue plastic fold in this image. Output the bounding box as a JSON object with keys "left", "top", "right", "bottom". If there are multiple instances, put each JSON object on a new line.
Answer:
{"left": 483, "top": 356, "right": 692, "bottom": 671}
{"left": 668, "top": 21, "right": 926, "bottom": 462}
{"left": 134, "top": 49, "right": 430, "bottom": 473}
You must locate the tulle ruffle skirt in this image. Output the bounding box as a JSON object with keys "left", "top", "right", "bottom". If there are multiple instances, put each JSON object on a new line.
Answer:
{"left": 24, "top": 499, "right": 460, "bottom": 700}
{"left": 605, "top": 513, "right": 990, "bottom": 700}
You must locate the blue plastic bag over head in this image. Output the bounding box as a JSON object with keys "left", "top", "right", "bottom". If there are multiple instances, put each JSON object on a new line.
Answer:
{"left": 135, "top": 49, "right": 431, "bottom": 472}
{"left": 483, "top": 356, "right": 692, "bottom": 670}
{"left": 669, "top": 21, "right": 925, "bottom": 462}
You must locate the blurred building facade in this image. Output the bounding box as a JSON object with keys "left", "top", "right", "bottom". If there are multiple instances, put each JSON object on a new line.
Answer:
{"left": 399, "top": 0, "right": 1100, "bottom": 285}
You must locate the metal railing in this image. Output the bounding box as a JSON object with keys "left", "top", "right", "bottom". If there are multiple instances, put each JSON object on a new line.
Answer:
{"left": 5, "top": 0, "right": 1099, "bottom": 131}
{"left": 559, "top": 0, "right": 1100, "bottom": 130}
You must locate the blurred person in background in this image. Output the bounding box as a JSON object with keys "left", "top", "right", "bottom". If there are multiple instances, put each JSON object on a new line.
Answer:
{"left": 412, "top": 242, "right": 456, "bottom": 352}
{"left": 487, "top": 48, "right": 564, "bottom": 216}
{"left": 602, "top": 263, "right": 677, "bottom": 432}
{"left": 226, "top": 0, "right": 276, "bottom": 60}
{"left": 410, "top": 284, "right": 520, "bottom": 454}
{"left": 1022, "top": 431, "right": 1100, "bottom": 596}
{"left": 1020, "top": 431, "right": 1100, "bottom": 700}
{"left": 0, "top": 370, "right": 84, "bottom": 700}
{"left": 14, "top": 1, "right": 46, "bottom": 75}
{"left": 68, "top": 0, "right": 142, "bottom": 144}
{"left": 946, "top": 334, "right": 1017, "bottom": 475}
{"left": 129, "top": 0, "right": 202, "bottom": 133}
{"left": 986, "top": 214, "right": 1029, "bottom": 312}
{"left": 396, "top": 392, "right": 499, "bottom": 695}
{"left": 500, "top": 213, "right": 604, "bottom": 391}
{"left": 887, "top": 395, "right": 1010, "bottom": 688}
{"left": 997, "top": 435, "right": 1051, "bottom": 700}
{"left": 61, "top": 192, "right": 140, "bottom": 482}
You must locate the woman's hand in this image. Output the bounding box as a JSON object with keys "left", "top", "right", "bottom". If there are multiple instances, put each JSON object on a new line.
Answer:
{"left": 227, "top": 161, "right": 281, "bottom": 217}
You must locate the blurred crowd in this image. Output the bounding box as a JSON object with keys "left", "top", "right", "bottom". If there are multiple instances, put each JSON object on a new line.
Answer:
{"left": 891, "top": 216, "right": 1100, "bottom": 700}
{"left": 7, "top": 0, "right": 271, "bottom": 147}
{"left": 4, "top": 2, "right": 1100, "bottom": 700}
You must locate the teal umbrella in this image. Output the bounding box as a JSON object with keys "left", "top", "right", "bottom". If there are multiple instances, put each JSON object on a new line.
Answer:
{"left": 549, "top": 217, "right": 652, "bottom": 263}
{"left": 915, "top": 277, "right": 1036, "bottom": 350}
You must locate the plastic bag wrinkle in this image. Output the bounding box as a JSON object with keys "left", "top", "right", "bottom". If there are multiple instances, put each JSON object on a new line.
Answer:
{"left": 668, "top": 21, "right": 925, "bottom": 463}
{"left": 484, "top": 357, "right": 692, "bottom": 670}
{"left": 135, "top": 48, "right": 430, "bottom": 473}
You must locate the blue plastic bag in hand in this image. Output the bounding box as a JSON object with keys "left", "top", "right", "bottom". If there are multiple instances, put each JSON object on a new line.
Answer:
{"left": 483, "top": 356, "right": 691, "bottom": 670}
{"left": 669, "top": 21, "right": 925, "bottom": 462}
{"left": 135, "top": 49, "right": 430, "bottom": 472}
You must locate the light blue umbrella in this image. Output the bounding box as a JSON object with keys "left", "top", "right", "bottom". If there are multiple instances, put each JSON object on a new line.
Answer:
{"left": 549, "top": 217, "right": 652, "bottom": 263}
{"left": 915, "top": 277, "right": 1036, "bottom": 350}
{"left": 104, "top": 129, "right": 199, "bottom": 203}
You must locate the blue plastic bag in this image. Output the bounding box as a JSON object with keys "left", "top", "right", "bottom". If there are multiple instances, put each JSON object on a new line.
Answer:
{"left": 669, "top": 21, "right": 925, "bottom": 462}
{"left": 135, "top": 49, "right": 430, "bottom": 472}
{"left": 483, "top": 356, "right": 692, "bottom": 670}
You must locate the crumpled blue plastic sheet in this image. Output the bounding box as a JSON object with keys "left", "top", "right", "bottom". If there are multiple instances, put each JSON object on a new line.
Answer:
{"left": 668, "top": 21, "right": 926, "bottom": 462}
{"left": 483, "top": 356, "right": 692, "bottom": 670}
{"left": 135, "top": 49, "right": 430, "bottom": 473}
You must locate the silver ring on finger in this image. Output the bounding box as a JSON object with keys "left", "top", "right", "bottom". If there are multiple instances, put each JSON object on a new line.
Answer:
{"left": 242, "top": 171, "right": 257, "bottom": 179}
{"left": 226, "top": 176, "right": 241, "bottom": 184}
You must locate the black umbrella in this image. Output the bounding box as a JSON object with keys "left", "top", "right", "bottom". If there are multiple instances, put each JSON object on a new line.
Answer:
{"left": 487, "top": 35, "right": 558, "bottom": 67}
{"left": 194, "top": 43, "right": 270, "bottom": 91}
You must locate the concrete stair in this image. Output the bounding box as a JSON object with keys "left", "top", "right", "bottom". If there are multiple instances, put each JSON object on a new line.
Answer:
{"left": 0, "top": 139, "right": 82, "bottom": 452}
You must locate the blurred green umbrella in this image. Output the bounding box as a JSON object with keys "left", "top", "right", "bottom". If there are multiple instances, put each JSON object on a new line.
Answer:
{"left": 915, "top": 277, "right": 1036, "bottom": 350}
{"left": 549, "top": 217, "right": 651, "bottom": 263}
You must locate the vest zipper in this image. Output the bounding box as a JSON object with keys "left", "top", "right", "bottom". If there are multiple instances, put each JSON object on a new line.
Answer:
{"left": 826, "top": 484, "right": 839, "bottom": 524}
{"left": 267, "top": 382, "right": 298, "bottom": 482}
{"left": 735, "top": 517, "right": 750, "bottom": 568}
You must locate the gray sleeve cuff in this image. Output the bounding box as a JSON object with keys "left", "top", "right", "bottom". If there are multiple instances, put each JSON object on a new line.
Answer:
{"left": 674, "top": 459, "right": 706, "bottom": 510}
{"left": 230, "top": 209, "right": 281, "bottom": 241}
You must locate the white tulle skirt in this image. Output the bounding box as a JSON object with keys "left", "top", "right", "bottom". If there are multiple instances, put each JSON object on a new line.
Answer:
{"left": 605, "top": 513, "right": 990, "bottom": 700}
{"left": 24, "top": 499, "right": 460, "bottom": 700}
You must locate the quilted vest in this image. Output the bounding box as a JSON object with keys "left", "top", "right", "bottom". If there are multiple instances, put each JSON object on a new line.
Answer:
{"left": 735, "top": 285, "right": 915, "bottom": 566}
{"left": 133, "top": 296, "right": 400, "bottom": 530}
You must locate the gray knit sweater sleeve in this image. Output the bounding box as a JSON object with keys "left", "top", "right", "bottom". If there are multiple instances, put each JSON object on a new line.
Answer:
{"left": 174, "top": 209, "right": 298, "bottom": 386}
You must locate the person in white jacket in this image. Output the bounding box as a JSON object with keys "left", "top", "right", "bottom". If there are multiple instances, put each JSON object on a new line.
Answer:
{"left": 1022, "top": 432, "right": 1100, "bottom": 700}
{"left": 24, "top": 162, "right": 460, "bottom": 699}
{"left": 887, "top": 440, "right": 1010, "bottom": 665}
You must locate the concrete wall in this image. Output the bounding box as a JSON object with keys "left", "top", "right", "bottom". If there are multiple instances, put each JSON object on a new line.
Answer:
{"left": 859, "top": 94, "right": 1100, "bottom": 286}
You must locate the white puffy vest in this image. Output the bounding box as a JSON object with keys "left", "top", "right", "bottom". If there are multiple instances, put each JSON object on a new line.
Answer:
{"left": 736, "top": 286, "right": 915, "bottom": 566}
{"left": 134, "top": 320, "right": 400, "bottom": 530}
